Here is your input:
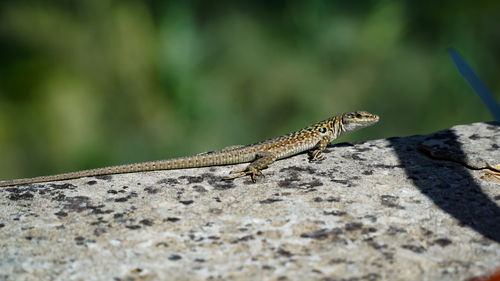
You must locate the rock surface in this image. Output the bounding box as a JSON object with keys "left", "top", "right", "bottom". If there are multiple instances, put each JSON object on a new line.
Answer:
{"left": 1, "top": 122, "right": 499, "bottom": 281}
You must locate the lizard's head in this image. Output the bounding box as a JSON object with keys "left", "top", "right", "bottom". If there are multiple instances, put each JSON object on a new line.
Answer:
{"left": 341, "top": 111, "right": 379, "bottom": 132}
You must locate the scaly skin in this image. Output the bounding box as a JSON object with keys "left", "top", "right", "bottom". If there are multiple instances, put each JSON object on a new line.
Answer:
{"left": 0, "top": 111, "right": 379, "bottom": 186}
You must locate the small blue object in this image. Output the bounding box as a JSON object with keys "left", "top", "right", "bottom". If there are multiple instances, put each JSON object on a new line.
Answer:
{"left": 448, "top": 48, "right": 500, "bottom": 121}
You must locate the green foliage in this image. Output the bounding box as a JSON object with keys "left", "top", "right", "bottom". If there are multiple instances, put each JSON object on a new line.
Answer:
{"left": 0, "top": 1, "right": 498, "bottom": 178}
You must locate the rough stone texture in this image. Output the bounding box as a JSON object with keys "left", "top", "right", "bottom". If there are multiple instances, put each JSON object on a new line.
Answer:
{"left": 1, "top": 122, "right": 499, "bottom": 281}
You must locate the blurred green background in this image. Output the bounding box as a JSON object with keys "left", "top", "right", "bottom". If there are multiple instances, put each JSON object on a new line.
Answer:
{"left": 0, "top": 1, "right": 498, "bottom": 180}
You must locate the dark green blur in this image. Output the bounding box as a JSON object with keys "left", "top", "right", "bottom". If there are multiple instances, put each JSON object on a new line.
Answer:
{"left": 0, "top": 1, "right": 498, "bottom": 179}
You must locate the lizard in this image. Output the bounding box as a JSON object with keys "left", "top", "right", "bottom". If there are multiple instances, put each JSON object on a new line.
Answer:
{"left": 0, "top": 111, "right": 379, "bottom": 187}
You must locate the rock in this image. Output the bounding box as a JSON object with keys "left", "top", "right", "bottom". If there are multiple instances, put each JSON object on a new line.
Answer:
{"left": 420, "top": 122, "right": 500, "bottom": 169}
{"left": 1, "top": 122, "right": 499, "bottom": 281}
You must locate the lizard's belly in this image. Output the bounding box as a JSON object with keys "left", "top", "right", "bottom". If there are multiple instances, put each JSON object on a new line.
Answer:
{"left": 272, "top": 142, "right": 317, "bottom": 160}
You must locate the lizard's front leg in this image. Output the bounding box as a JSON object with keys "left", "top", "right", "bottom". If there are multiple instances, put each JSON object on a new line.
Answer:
{"left": 309, "top": 136, "right": 330, "bottom": 161}
{"left": 225, "top": 151, "right": 276, "bottom": 182}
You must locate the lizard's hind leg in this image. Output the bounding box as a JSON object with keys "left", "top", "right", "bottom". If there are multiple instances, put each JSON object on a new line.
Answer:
{"left": 224, "top": 151, "right": 276, "bottom": 182}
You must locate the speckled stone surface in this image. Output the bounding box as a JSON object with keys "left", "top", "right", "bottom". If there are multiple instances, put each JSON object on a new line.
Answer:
{"left": 1, "top": 122, "right": 499, "bottom": 281}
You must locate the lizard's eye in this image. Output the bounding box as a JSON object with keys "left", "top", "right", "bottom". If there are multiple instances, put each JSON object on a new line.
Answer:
{"left": 318, "top": 128, "right": 327, "bottom": 133}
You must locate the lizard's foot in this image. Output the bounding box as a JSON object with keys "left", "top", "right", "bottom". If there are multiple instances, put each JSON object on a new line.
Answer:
{"left": 224, "top": 152, "right": 274, "bottom": 182}
{"left": 309, "top": 151, "right": 325, "bottom": 161}
{"left": 224, "top": 168, "right": 264, "bottom": 182}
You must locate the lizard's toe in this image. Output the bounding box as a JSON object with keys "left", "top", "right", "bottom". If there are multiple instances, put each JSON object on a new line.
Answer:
{"left": 224, "top": 169, "right": 252, "bottom": 180}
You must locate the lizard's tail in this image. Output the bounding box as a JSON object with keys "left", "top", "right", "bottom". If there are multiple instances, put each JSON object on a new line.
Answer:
{"left": 0, "top": 151, "right": 249, "bottom": 187}
{"left": 0, "top": 163, "right": 156, "bottom": 187}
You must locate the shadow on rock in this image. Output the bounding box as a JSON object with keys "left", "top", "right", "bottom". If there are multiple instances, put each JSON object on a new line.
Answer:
{"left": 390, "top": 123, "right": 500, "bottom": 243}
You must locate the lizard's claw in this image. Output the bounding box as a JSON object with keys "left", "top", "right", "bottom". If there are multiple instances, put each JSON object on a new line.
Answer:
{"left": 223, "top": 170, "right": 246, "bottom": 180}
{"left": 250, "top": 170, "right": 263, "bottom": 183}
{"left": 224, "top": 168, "right": 263, "bottom": 182}
{"left": 309, "top": 151, "right": 325, "bottom": 162}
